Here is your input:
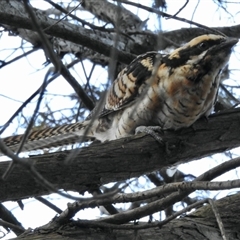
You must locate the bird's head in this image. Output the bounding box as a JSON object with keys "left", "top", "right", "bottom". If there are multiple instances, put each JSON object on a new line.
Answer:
{"left": 165, "top": 34, "right": 238, "bottom": 71}
{"left": 163, "top": 34, "right": 238, "bottom": 83}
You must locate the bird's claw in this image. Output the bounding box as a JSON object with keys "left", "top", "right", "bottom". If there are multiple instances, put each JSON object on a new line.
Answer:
{"left": 135, "top": 126, "right": 164, "bottom": 144}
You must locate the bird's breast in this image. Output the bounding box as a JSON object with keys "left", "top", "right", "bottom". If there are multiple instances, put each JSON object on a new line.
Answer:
{"left": 154, "top": 63, "right": 220, "bottom": 129}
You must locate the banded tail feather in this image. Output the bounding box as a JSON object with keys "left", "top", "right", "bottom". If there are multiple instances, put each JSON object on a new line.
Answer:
{"left": 1, "top": 120, "right": 95, "bottom": 155}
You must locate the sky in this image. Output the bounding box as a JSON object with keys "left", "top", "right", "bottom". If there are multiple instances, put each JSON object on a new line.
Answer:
{"left": 0, "top": 0, "right": 240, "bottom": 239}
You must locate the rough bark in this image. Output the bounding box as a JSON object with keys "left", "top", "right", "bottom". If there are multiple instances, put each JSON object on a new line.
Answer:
{"left": 1, "top": 0, "right": 240, "bottom": 64}
{"left": 1, "top": 108, "right": 240, "bottom": 202}
{"left": 81, "top": 0, "right": 144, "bottom": 30}
{"left": 11, "top": 193, "right": 240, "bottom": 240}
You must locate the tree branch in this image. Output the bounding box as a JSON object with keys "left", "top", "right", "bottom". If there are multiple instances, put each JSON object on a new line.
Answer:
{"left": 11, "top": 192, "right": 240, "bottom": 240}
{"left": 0, "top": 0, "right": 240, "bottom": 64}
{"left": 0, "top": 108, "right": 240, "bottom": 202}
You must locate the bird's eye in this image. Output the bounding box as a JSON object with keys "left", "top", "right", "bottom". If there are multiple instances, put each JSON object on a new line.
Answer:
{"left": 198, "top": 42, "right": 208, "bottom": 50}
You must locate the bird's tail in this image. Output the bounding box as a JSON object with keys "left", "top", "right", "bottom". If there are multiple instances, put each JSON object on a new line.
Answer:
{"left": 0, "top": 120, "right": 95, "bottom": 155}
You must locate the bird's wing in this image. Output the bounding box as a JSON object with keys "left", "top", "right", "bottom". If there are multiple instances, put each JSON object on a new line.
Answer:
{"left": 98, "top": 51, "right": 162, "bottom": 117}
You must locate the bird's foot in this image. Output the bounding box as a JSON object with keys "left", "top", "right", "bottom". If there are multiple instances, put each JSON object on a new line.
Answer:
{"left": 135, "top": 126, "right": 164, "bottom": 144}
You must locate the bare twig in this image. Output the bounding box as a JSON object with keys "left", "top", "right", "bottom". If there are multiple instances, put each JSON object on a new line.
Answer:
{"left": 55, "top": 157, "right": 240, "bottom": 224}
{"left": 61, "top": 178, "right": 240, "bottom": 218}
{"left": 220, "top": 83, "right": 240, "bottom": 104}
{"left": 2, "top": 69, "right": 51, "bottom": 180}
{"left": 0, "top": 203, "right": 25, "bottom": 236}
{"left": 83, "top": 157, "right": 240, "bottom": 224}
{"left": 0, "top": 220, "right": 25, "bottom": 235}
{"left": 208, "top": 198, "right": 228, "bottom": 240}
{"left": 0, "top": 59, "right": 81, "bottom": 135}
{"left": 73, "top": 199, "right": 208, "bottom": 230}
{"left": 43, "top": 1, "right": 82, "bottom": 32}
{"left": 23, "top": 0, "right": 61, "bottom": 71}
{"left": 23, "top": 0, "right": 95, "bottom": 110}
{"left": 35, "top": 196, "right": 62, "bottom": 214}
{"left": 170, "top": 0, "right": 189, "bottom": 18}
{"left": 0, "top": 47, "right": 39, "bottom": 69}
{"left": 114, "top": 0, "right": 226, "bottom": 36}
{"left": 44, "top": 0, "right": 115, "bottom": 33}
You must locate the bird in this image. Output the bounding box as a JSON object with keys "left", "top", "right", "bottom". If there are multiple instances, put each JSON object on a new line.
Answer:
{"left": 1, "top": 34, "right": 238, "bottom": 154}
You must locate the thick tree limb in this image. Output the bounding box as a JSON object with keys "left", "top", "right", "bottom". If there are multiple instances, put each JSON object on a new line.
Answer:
{"left": 0, "top": 108, "right": 240, "bottom": 202}
{"left": 81, "top": 0, "right": 144, "bottom": 30}
{"left": 0, "top": 0, "right": 135, "bottom": 64}
{"left": 0, "top": 0, "right": 240, "bottom": 64}
{"left": 11, "top": 193, "right": 240, "bottom": 240}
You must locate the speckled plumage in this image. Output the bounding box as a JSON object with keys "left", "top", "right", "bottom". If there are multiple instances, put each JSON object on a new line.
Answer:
{"left": 1, "top": 34, "right": 238, "bottom": 154}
